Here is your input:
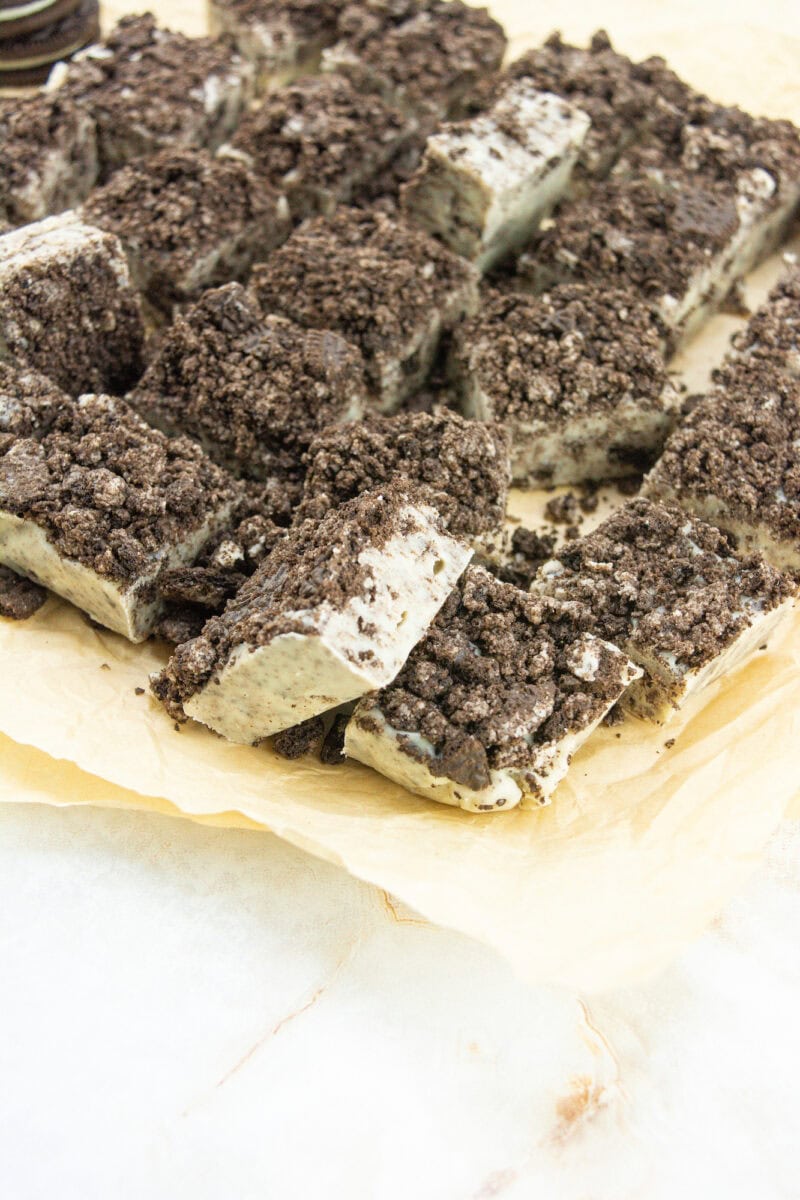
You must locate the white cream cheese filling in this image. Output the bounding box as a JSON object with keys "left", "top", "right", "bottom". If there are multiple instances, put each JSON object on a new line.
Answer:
{"left": 184, "top": 512, "right": 473, "bottom": 743}
{"left": 402, "top": 86, "right": 589, "bottom": 271}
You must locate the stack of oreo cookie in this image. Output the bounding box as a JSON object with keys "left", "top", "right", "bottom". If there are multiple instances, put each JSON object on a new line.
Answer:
{"left": 0, "top": 0, "right": 99, "bottom": 86}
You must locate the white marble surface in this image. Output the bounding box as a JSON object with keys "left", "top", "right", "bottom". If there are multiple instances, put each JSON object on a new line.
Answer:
{"left": 2, "top": 800, "right": 799, "bottom": 1199}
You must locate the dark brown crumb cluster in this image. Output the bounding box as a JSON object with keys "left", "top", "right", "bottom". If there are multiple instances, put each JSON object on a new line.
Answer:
{"left": 214, "top": 0, "right": 345, "bottom": 42}
{"left": 517, "top": 170, "right": 745, "bottom": 306}
{"left": 0, "top": 92, "right": 97, "bottom": 225}
{"left": 507, "top": 31, "right": 663, "bottom": 179}
{"left": 487, "top": 526, "right": 558, "bottom": 592}
{"left": 130, "top": 282, "right": 367, "bottom": 517}
{"left": 0, "top": 565, "right": 48, "bottom": 620}
{"left": 360, "top": 564, "right": 631, "bottom": 796}
{"left": 0, "top": 364, "right": 238, "bottom": 586}
{"left": 645, "top": 377, "right": 800, "bottom": 544}
{"left": 82, "top": 149, "right": 289, "bottom": 311}
{"left": 152, "top": 485, "right": 440, "bottom": 715}
{"left": 250, "top": 206, "right": 478, "bottom": 395}
{"left": 453, "top": 285, "right": 669, "bottom": 422}
{"left": 58, "top": 14, "right": 250, "bottom": 176}
{"left": 534, "top": 499, "right": 794, "bottom": 670}
{"left": 330, "top": 0, "right": 506, "bottom": 120}
{"left": 296, "top": 410, "right": 510, "bottom": 537}
{"left": 155, "top": 481, "right": 288, "bottom": 643}
{"left": 713, "top": 266, "right": 800, "bottom": 392}
{"left": 228, "top": 73, "right": 412, "bottom": 218}
{"left": 0, "top": 217, "right": 144, "bottom": 398}
{"left": 272, "top": 710, "right": 348, "bottom": 762}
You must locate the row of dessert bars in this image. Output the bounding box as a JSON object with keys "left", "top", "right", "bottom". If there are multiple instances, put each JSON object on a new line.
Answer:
{"left": 1, "top": 8, "right": 799, "bottom": 812}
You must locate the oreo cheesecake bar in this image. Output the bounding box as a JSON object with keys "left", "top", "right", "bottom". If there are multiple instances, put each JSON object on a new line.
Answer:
{"left": 507, "top": 31, "right": 690, "bottom": 185}
{"left": 400, "top": 82, "right": 589, "bottom": 270}
{"left": 516, "top": 105, "right": 800, "bottom": 348}
{"left": 0, "top": 366, "right": 240, "bottom": 641}
{"left": 643, "top": 271, "right": 800, "bottom": 571}
{"left": 82, "top": 149, "right": 290, "bottom": 318}
{"left": 295, "top": 410, "right": 511, "bottom": 540}
{"left": 207, "top": 0, "right": 344, "bottom": 95}
{"left": 49, "top": 15, "right": 254, "bottom": 178}
{"left": 250, "top": 206, "right": 480, "bottom": 410}
{"left": 152, "top": 486, "right": 472, "bottom": 742}
{"left": 531, "top": 499, "right": 795, "bottom": 722}
{"left": 449, "top": 284, "right": 680, "bottom": 484}
{"left": 0, "top": 212, "right": 144, "bottom": 397}
{"left": 222, "top": 73, "right": 414, "bottom": 221}
{"left": 0, "top": 0, "right": 98, "bottom": 86}
{"left": 130, "top": 283, "right": 367, "bottom": 519}
{"left": 345, "top": 564, "right": 640, "bottom": 812}
{"left": 0, "top": 90, "right": 98, "bottom": 227}
{"left": 322, "top": 0, "right": 506, "bottom": 122}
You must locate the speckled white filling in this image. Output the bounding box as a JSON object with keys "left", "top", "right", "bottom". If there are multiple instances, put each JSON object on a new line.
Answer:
{"left": 402, "top": 86, "right": 589, "bottom": 270}
{"left": 183, "top": 510, "right": 473, "bottom": 743}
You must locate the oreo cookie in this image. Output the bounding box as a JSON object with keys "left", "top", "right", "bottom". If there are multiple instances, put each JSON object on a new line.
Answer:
{"left": 0, "top": 0, "right": 98, "bottom": 86}
{"left": 0, "top": 0, "right": 81, "bottom": 41}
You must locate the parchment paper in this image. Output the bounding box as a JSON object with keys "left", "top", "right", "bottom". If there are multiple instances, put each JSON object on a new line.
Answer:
{"left": 2, "top": 3, "right": 800, "bottom": 992}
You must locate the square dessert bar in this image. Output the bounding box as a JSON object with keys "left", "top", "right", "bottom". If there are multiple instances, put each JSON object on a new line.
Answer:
{"left": 152, "top": 486, "right": 473, "bottom": 742}
{"left": 223, "top": 73, "right": 415, "bottom": 221}
{"left": 0, "top": 366, "right": 240, "bottom": 641}
{"left": 531, "top": 499, "right": 795, "bottom": 722}
{"left": 644, "top": 273, "right": 800, "bottom": 571}
{"left": 208, "top": 0, "right": 344, "bottom": 95}
{"left": 81, "top": 149, "right": 290, "bottom": 318}
{"left": 295, "top": 410, "right": 511, "bottom": 540}
{"left": 345, "top": 564, "right": 640, "bottom": 812}
{"left": 323, "top": 0, "right": 506, "bottom": 122}
{"left": 400, "top": 82, "right": 589, "bottom": 270}
{"left": 249, "top": 207, "right": 480, "bottom": 410}
{"left": 449, "top": 284, "right": 680, "bottom": 485}
{"left": 507, "top": 31, "right": 690, "bottom": 185}
{"left": 50, "top": 14, "right": 254, "bottom": 178}
{"left": 130, "top": 283, "right": 368, "bottom": 521}
{"left": 0, "top": 212, "right": 144, "bottom": 398}
{"left": 516, "top": 105, "right": 800, "bottom": 348}
{"left": 0, "top": 91, "right": 98, "bottom": 227}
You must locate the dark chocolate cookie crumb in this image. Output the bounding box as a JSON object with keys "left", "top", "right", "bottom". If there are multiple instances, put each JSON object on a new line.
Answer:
{"left": 0, "top": 565, "right": 48, "bottom": 620}
{"left": 273, "top": 715, "right": 325, "bottom": 759}
{"left": 320, "top": 713, "right": 349, "bottom": 764}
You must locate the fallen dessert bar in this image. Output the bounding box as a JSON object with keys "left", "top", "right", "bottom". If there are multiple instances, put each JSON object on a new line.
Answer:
{"left": 345, "top": 563, "right": 640, "bottom": 812}
{"left": 449, "top": 284, "right": 680, "bottom": 484}
{"left": 516, "top": 104, "right": 800, "bottom": 347}
{"left": 295, "top": 410, "right": 511, "bottom": 539}
{"left": 0, "top": 366, "right": 240, "bottom": 641}
{"left": 207, "top": 0, "right": 344, "bottom": 95}
{"left": 50, "top": 14, "right": 254, "bottom": 178}
{"left": 400, "top": 81, "right": 590, "bottom": 270}
{"left": 153, "top": 486, "right": 473, "bottom": 742}
{"left": 249, "top": 207, "right": 480, "bottom": 410}
{"left": 129, "top": 282, "right": 368, "bottom": 519}
{"left": 0, "top": 212, "right": 144, "bottom": 398}
{"left": 530, "top": 498, "right": 795, "bottom": 722}
{"left": 507, "top": 31, "right": 688, "bottom": 185}
{"left": 223, "top": 73, "right": 414, "bottom": 220}
{"left": 81, "top": 149, "right": 290, "bottom": 317}
{"left": 323, "top": 0, "right": 506, "bottom": 122}
{"left": 0, "top": 90, "right": 98, "bottom": 227}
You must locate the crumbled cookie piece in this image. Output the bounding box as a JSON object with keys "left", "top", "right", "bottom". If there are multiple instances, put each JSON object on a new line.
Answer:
{"left": 296, "top": 410, "right": 510, "bottom": 539}
{"left": 346, "top": 564, "right": 640, "bottom": 811}
{"left": 130, "top": 282, "right": 367, "bottom": 515}
{"left": 450, "top": 285, "right": 678, "bottom": 484}
{"left": 82, "top": 149, "right": 289, "bottom": 316}
{"left": 153, "top": 485, "right": 472, "bottom": 742}
{"left": 208, "top": 0, "right": 345, "bottom": 94}
{"left": 0, "top": 565, "right": 48, "bottom": 620}
{"left": 225, "top": 73, "right": 414, "bottom": 220}
{"left": 0, "top": 364, "right": 240, "bottom": 641}
{"left": 0, "top": 212, "right": 144, "bottom": 397}
{"left": 532, "top": 498, "right": 796, "bottom": 721}
{"left": 250, "top": 206, "right": 479, "bottom": 410}
{"left": 52, "top": 13, "right": 253, "bottom": 177}
{"left": 273, "top": 715, "right": 325, "bottom": 759}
